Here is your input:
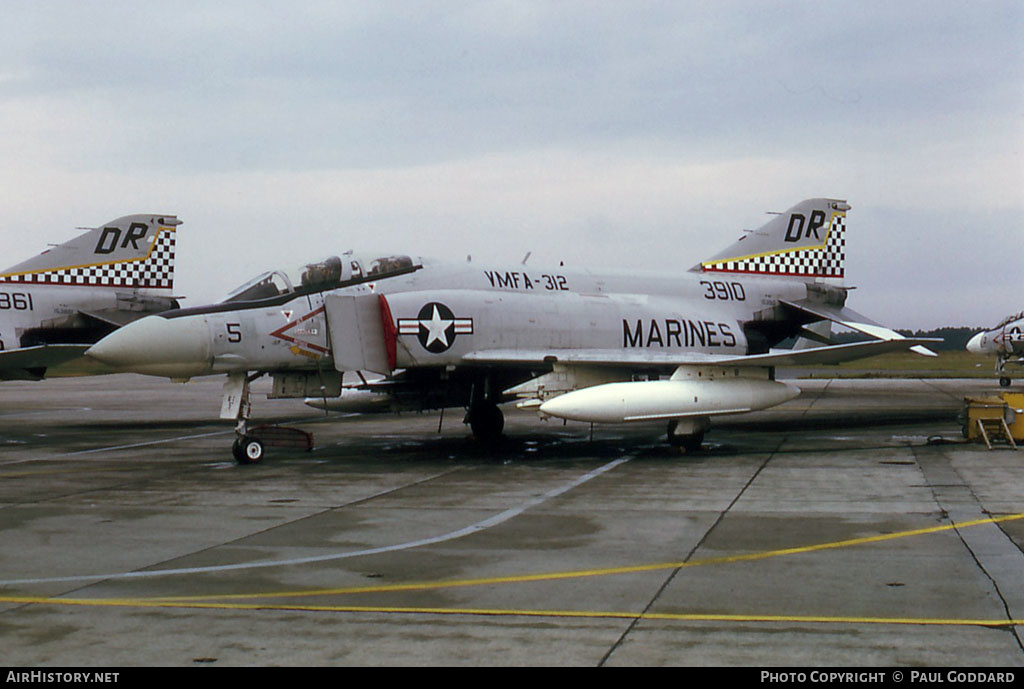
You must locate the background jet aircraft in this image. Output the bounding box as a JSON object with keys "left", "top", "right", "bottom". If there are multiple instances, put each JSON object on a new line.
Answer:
{"left": 87, "top": 198, "right": 937, "bottom": 463}
{"left": 0, "top": 214, "right": 181, "bottom": 380}
{"left": 966, "top": 312, "right": 1023, "bottom": 387}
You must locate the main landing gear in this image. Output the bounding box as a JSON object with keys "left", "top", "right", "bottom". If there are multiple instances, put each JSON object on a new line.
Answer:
{"left": 465, "top": 400, "right": 504, "bottom": 442}
{"left": 667, "top": 417, "right": 710, "bottom": 452}
{"left": 464, "top": 378, "right": 505, "bottom": 442}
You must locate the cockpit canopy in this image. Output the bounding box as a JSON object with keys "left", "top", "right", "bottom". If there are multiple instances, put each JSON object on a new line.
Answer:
{"left": 223, "top": 270, "right": 293, "bottom": 303}
{"left": 223, "top": 254, "right": 417, "bottom": 304}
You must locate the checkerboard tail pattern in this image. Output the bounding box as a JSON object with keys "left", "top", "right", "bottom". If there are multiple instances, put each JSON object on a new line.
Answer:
{"left": 0, "top": 229, "right": 176, "bottom": 289}
{"left": 702, "top": 213, "right": 846, "bottom": 279}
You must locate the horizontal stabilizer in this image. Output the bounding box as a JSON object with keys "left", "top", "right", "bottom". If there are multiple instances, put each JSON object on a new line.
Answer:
{"left": 724, "top": 338, "right": 943, "bottom": 367}
{"left": 0, "top": 345, "right": 91, "bottom": 380}
{"left": 77, "top": 310, "right": 138, "bottom": 328}
{"left": 78, "top": 301, "right": 180, "bottom": 328}
{"left": 780, "top": 299, "right": 938, "bottom": 357}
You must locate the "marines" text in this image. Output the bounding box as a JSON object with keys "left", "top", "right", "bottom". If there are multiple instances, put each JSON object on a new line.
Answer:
{"left": 623, "top": 319, "right": 737, "bottom": 348}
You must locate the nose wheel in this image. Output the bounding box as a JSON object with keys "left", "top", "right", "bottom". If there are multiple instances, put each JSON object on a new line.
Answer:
{"left": 232, "top": 436, "right": 265, "bottom": 464}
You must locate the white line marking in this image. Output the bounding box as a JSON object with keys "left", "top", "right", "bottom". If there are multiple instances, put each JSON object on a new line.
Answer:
{"left": 0, "top": 456, "right": 632, "bottom": 586}
{"left": 0, "top": 407, "right": 92, "bottom": 419}
{"left": 0, "top": 430, "right": 234, "bottom": 466}
{"left": 62, "top": 431, "right": 235, "bottom": 457}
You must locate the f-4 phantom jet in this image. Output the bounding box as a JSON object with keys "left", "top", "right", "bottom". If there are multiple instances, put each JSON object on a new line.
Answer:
{"left": 967, "top": 313, "right": 1024, "bottom": 387}
{"left": 1, "top": 214, "right": 182, "bottom": 380}
{"left": 87, "top": 198, "right": 937, "bottom": 462}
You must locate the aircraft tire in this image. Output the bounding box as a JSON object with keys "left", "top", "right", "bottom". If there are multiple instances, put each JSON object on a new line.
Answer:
{"left": 668, "top": 431, "right": 704, "bottom": 452}
{"left": 243, "top": 437, "right": 265, "bottom": 464}
{"left": 1000, "top": 377, "right": 1011, "bottom": 387}
{"left": 682, "top": 433, "right": 704, "bottom": 452}
{"left": 233, "top": 437, "right": 265, "bottom": 465}
{"left": 667, "top": 419, "right": 705, "bottom": 452}
{"left": 469, "top": 403, "right": 504, "bottom": 441}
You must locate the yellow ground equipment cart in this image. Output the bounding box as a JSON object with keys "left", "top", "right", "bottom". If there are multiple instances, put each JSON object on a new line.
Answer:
{"left": 963, "top": 395, "right": 1022, "bottom": 449}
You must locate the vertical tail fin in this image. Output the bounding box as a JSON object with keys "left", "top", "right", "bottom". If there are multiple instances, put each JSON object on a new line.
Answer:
{"left": 697, "top": 198, "right": 849, "bottom": 279}
{"left": 0, "top": 214, "right": 181, "bottom": 290}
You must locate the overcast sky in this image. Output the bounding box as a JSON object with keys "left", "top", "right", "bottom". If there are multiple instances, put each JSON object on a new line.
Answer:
{"left": 1, "top": 1, "right": 1020, "bottom": 330}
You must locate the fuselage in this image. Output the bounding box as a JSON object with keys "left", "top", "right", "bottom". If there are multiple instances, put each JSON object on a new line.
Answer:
{"left": 967, "top": 317, "right": 1024, "bottom": 357}
{"left": 87, "top": 254, "right": 828, "bottom": 380}
{"left": 0, "top": 284, "right": 174, "bottom": 352}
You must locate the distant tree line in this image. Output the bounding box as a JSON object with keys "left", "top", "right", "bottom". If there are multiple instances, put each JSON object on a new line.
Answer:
{"left": 832, "top": 327, "right": 978, "bottom": 351}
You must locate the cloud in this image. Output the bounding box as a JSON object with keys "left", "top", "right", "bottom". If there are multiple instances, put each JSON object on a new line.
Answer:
{"left": 0, "top": 1, "right": 1020, "bottom": 328}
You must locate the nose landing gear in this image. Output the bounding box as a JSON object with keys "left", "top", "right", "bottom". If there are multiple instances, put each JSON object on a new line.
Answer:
{"left": 222, "top": 372, "right": 313, "bottom": 464}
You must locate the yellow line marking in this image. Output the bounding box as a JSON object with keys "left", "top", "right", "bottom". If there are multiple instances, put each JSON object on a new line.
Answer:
{"left": 141, "top": 511, "right": 1024, "bottom": 603}
{"left": 1, "top": 502, "right": 1020, "bottom": 627}
{"left": 0, "top": 596, "right": 1018, "bottom": 628}
{"left": 4, "top": 511, "right": 1022, "bottom": 632}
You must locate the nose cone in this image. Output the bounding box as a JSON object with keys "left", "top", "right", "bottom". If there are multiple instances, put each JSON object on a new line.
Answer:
{"left": 966, "top": 332, "right": 986, "bottom": 354}
{"left": 87, "top": 315, "right": 212, "bottom": 378}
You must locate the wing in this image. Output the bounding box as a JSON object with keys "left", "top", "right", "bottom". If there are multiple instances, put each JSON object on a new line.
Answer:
{"left": 478, "top": 330, "right": 940, "bottom": 426}
{"left": 462, "top": 337, "right": 941, "bottom": 369}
